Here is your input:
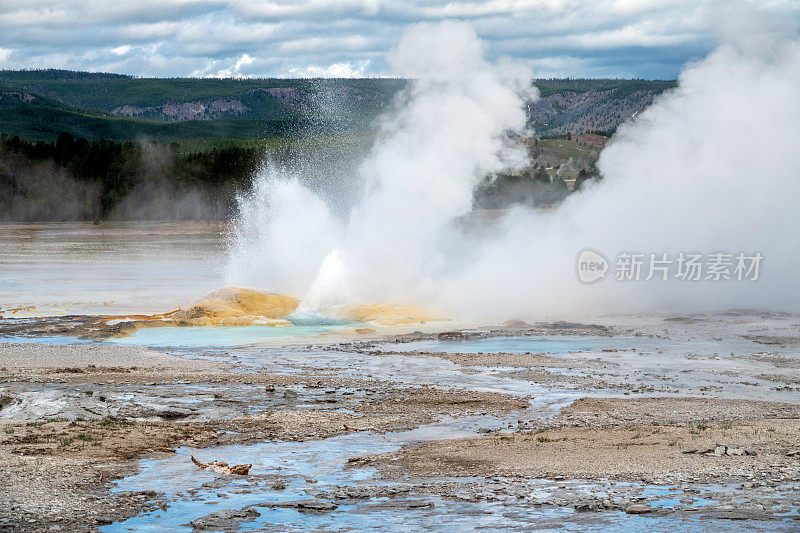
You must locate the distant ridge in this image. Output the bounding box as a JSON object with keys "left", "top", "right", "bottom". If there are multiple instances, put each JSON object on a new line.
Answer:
{"left": 0, "top": 69, "right": 676, "bottom": 141}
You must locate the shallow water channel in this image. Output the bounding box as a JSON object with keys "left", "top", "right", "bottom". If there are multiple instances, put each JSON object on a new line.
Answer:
{"left": 90, "top": 332, "right": 799, "bottom": 532}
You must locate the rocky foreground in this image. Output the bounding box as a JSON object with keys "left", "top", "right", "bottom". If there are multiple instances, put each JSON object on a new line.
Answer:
{"left": 1, "top": 313, "right": 799, "bottom": 530}
{"left": 0, "top": 343, "right": 525, "bottom": 530}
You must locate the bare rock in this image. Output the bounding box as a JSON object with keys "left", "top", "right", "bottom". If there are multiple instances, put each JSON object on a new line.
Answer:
{"left": 189, "top": 508, "right": 260, "bottom": 530}
{"left": 296, "top": 500, "right": 338, "bottom": 512}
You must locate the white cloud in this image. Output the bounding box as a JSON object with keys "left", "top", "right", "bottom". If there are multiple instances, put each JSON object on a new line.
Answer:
{"left": 233, "top": 0, "right": 382, "bottom": 19}
{"left": 286, "top": 59, "right": 371, "bottom": 78}
{"left": 0, "top": 0, "right": 796, "bottom": 77}
{"left": 0, "top": 0, "right": 218, "bottom": 27}
{"left": 279, "top": 35, "right": 373, "bottom": 53}
{"left": 111, "top": 45, "right": 132, "bottom": 55}
{"left": 0, "top": 47, "right": 12, "bottom": 62}
{"left": 235, "top": 53, "right": 254, "bottom": 71}
{"left": 193, "top": 52, "right": 259, "bottom": 78}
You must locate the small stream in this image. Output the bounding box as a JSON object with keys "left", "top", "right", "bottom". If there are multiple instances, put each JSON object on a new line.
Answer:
{"left": 103, "top": 422, "right": 798, "bottom": 531}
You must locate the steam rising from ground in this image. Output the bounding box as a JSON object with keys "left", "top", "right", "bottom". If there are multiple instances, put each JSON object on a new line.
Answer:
{"left": 112, "top": 142, "right": 232, "bottom": 221}
{"left": 0, "top": 150, "right": 100, "bottom": 222}
{"left": 227, "top": 20, "right": 800, "bottom": 321}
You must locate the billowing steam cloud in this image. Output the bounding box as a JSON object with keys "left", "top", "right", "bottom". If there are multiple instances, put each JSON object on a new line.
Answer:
{"left": 227, "top": 20, "right": 800, "bottom": 321}
{"left": 444, "top": 34, "right": 800, "bottom": 320}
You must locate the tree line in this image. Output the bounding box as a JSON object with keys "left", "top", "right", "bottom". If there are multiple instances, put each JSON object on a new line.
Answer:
{"left": 0, "top": 133, "right": 263, "bottom": 221}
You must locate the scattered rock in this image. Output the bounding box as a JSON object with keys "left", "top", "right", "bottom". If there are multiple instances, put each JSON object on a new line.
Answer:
{"left": 341, "top": 423, "right": 380, "bottom": 432}
{"left": 189, "top": 508, "right": 260, "bottom": 530}
{"left": 140, "top": 407, "right": 194, "bottom": 420}
{"left": 702, "top": 508, "right": 772, "bottom": 521}
{"left": 408, "top": 501, "right": 435, "bottom": 509}
{"left": 346, "top": 456, "right": 371, "bottom": 466}
{"left": 574, "top": 502, "right": 600, "bottom": 512}
{"left": 625, "top": 504, "right": 652, "bottom": 514}
{"left": 332, "top": 485, "right": 412, "bottom": 500}
{"left": 296, "top": 500, "right": 338, "bottom": 512}
{"left": 247, "top": 499, "right": 339, "bottom": 513}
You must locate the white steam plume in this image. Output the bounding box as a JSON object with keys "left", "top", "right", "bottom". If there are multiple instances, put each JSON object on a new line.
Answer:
{"left": 442, "top": 34, "right": 800, "bottom": 320}
{"left": 336, "top": 22, "right": 534, "bottom": 305}
{"left": 227, "top": 20, "right": 800, "bottom": 321}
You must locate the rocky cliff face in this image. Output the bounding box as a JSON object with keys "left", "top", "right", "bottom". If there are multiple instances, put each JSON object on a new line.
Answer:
{"left": 112, "top": 98, "right": 247, "bottom": 121}
{"left": 112, "top": 85, "right": 382, "bottom": 122}
{"left": 246, "top": 87, "right": 310, "bottom": 112}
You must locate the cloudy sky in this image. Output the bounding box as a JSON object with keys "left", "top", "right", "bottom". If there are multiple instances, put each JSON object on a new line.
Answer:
{"left": 0, "top": 0, "right": 797, "bottom": 79}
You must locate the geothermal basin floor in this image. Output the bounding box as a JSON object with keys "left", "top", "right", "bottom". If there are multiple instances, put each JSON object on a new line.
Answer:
{"left": 1, "top": 313, "right": 799, "bottom": 531}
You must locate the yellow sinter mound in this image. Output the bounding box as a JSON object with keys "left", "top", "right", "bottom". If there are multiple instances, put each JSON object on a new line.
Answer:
{"left": 103, "top": 288, "right": 447, "bottom": 332}
{"left": 172, "top": 288, "right": 300, "bottom": 326}
{"left": 172, "top": 288, "right": 443, "bottom": 327}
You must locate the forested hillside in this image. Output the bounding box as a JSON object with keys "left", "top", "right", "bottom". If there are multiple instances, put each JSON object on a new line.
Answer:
{"left": 530, "top": 79, "right": 676, "bottom": 135}
{"left": 0, "top": 70, "right": 674, "bottom": 141}
{"left": 0, "top": 133, "right": 261, "bottom": 221}
{"left": 0, "top": 70, "right": 401, "bottom": 141}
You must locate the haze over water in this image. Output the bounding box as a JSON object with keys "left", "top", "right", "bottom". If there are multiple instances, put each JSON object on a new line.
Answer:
{"left": 0, "top": 222, "right": 223, "bottom": 316}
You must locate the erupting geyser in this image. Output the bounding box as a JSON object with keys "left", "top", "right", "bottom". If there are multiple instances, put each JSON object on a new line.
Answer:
{"left": 227, "top": 20, "right": 800, "bottom": 322}
{"left": 226, "top": 21, "right": 535, "bottom": 317}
